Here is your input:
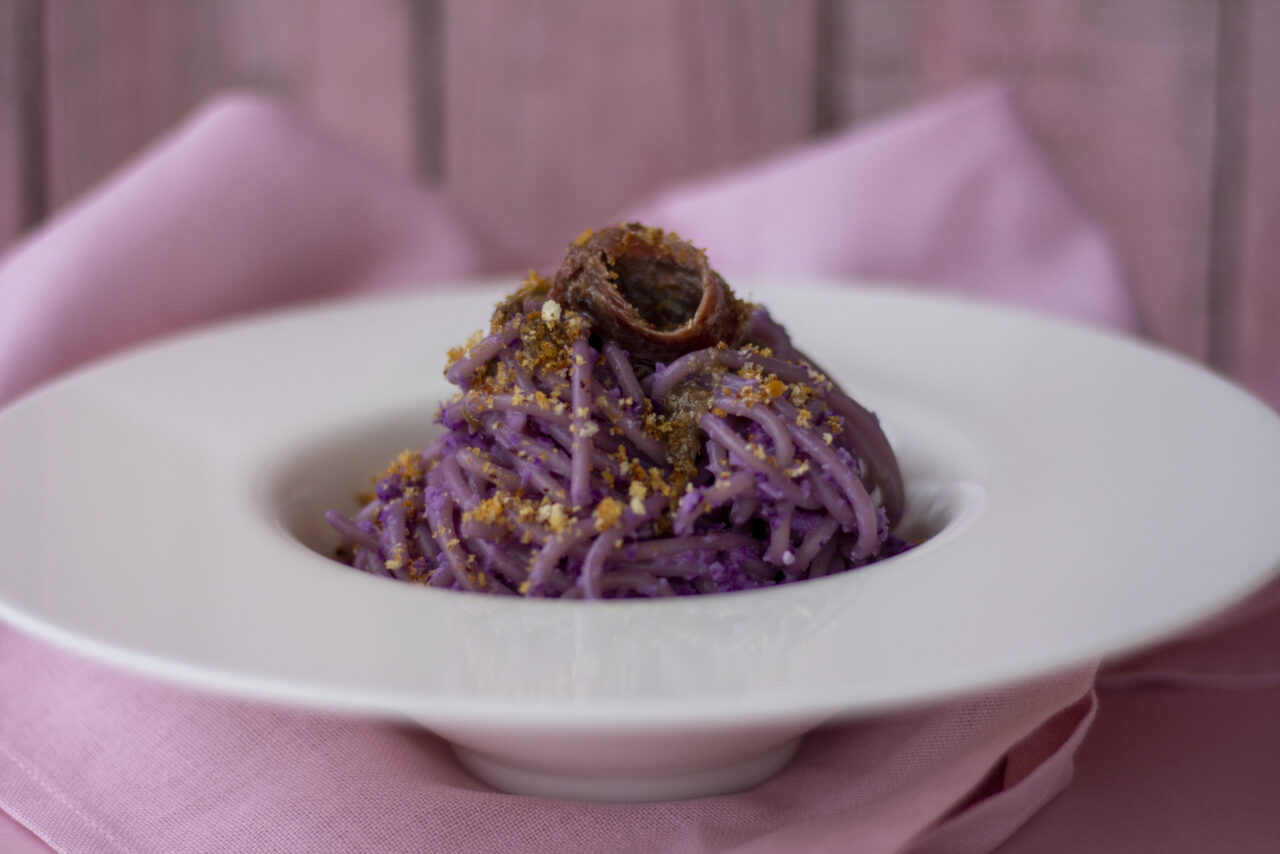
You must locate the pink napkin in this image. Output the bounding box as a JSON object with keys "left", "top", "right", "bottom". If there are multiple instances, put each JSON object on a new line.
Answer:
{"left": 0, "top": 84, "right": 1259, "bottom": 853}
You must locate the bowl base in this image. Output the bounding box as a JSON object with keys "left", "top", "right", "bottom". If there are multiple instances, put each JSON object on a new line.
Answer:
{"left": 451, "top": 736, "right": 801, "bottom": 803}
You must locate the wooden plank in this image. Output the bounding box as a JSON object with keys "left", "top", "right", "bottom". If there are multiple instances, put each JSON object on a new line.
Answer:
{"left": 0, "top": 0, "right": 46, "bottom": 251}
{"left": 829, "top": 0, "right": 1220, "bottom": 360}
{"left": 1000, "top": 1, "right": 1220, "bottom": 360}
{"left": 42, "top": 0, "right": 415, "bottom": 214}
{"left": 439, "top": 0, "right": 820, "bottom": 265}
{"left": 225, "top": 0, "right": 417, "bottom": 176}
{"left": 1231, "top": 0, "right": 1280, "bottom": 409}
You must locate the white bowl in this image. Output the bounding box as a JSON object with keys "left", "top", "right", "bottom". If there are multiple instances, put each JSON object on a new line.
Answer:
{"left": 2, "top": 280, "right": 1279, "bottom": 802}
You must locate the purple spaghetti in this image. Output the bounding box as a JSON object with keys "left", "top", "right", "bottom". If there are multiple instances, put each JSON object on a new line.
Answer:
{"left": 326, "top": 224, "right": 909, "bottom": 597}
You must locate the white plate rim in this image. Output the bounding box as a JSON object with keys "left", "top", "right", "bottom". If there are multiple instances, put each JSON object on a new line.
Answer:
{"left": 2, "top": 278, "right": 1279, "bottom": 728}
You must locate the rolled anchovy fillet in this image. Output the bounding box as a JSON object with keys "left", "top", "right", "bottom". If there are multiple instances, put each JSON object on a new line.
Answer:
{"left": 549, "top": 223, "right": 753, "bottom": 365}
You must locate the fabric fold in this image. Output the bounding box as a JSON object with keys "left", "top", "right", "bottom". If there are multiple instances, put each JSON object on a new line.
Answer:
{"left": 0, "top": 92, "right": 487, "bottom": 405}
{"left": 627, "top": 84, "right": 1136, "bottom": 331}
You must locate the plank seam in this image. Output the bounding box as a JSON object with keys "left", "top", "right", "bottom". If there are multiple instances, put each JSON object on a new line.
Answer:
{"left": 1205, "top": 0, "right": 1251, "bottom": 373}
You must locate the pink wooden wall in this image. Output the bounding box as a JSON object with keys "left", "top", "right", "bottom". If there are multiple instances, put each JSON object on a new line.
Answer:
{"left": 1, "top": 0, "right": 1276, "bottom": 408}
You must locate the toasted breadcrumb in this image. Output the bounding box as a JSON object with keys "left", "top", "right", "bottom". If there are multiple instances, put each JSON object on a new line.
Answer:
{"left": 594, "top": 497, "right": 624, "bottom": 531}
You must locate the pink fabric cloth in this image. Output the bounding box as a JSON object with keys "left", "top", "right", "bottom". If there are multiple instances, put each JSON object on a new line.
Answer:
{"left": 0, "top": 84, "right": 1272, "bottom": 852}
{"left": 625, "top": 87, "right": 1135, "bottom": 331}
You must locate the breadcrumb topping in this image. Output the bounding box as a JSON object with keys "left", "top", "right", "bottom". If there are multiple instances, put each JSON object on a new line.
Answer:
{"left": 387, "top": 244, "right": 862, "bottom": 593}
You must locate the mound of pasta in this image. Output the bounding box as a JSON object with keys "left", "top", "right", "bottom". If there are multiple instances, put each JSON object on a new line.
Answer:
{"left": 326, "top": 224, "right": 909, "bottom": 597}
